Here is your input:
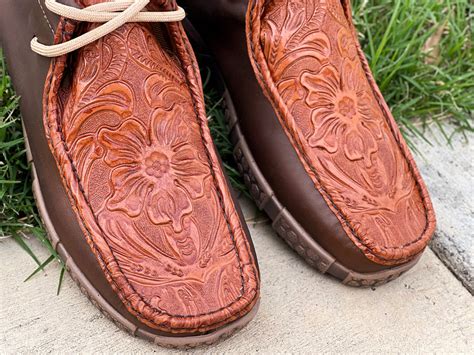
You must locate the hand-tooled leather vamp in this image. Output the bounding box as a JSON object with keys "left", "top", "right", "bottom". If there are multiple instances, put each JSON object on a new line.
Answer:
{"left": 247, "top": 0, "right": 436, "bottom": 265}
{"left": 42, "top": 0, "right": 259, "bottom": 334}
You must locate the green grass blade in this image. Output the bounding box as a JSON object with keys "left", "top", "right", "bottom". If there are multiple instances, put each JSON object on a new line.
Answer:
{"left": 24, "top": 254, "right": 55, "bottom": 282}
{"left": 11, "top": 234, "right": 41, "bottom": 266}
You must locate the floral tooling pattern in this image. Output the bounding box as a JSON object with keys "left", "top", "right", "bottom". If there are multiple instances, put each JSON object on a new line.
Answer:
{"left": 301, "top": 60, "right": 383, "bottom": 165}
{"left": 51, "top": 20, "right": 258, "bottom": 331}
{"left": 99, "top": 108, "right": 209, "bottom": 232}
{"left": 250, "top": 0, "right": 434, "bottom": 264}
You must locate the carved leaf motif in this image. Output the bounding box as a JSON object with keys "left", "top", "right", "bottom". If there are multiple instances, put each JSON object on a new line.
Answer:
{"left": 79, "top": 31, "right": 128, "bottom": 107}
{"left": 145, "top": 73, "right": 190, "bottom": 109}
{"left": 337, "top": 26, "right": 357, "bottom": 60}
{"left": 66, "top": 81, "right": 133, "bottom": 137}
{"left": 261, "top": 2, "right": 330, "bottom": 78}
{"left": 102, "top": 213, "right": 180, "bottom": 265}
{"left": 128, "top": 26, "right": 184, "bottom": 84}
{"left": 286, "top": 0, "right": 327, "bottom": 49}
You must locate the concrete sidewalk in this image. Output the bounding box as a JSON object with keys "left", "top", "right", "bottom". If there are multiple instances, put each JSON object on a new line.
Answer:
{"left": 1, "top": 127, "right": 473, "bottom": 353}
{"left": 1, "top": 214, "right": 473, "bottom": 353}
{"left": 413, "top": 125, "right": 473, "bottom": 293}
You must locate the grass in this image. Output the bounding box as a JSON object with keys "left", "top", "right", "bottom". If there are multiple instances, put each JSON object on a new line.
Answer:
{"left": 0, "top": 1, "right": 473, "bottom": 287}
{"left": 352, "top": 0, "right": 473, "bottom": 144}
{"left": 203, "top": 70, "right": 249, "bottom": 195}
{"left": 0, "top": 54, "right": 65, "bottom": 292}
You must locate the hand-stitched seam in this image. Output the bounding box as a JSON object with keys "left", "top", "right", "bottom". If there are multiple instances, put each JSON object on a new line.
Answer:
{"left": 45, "top": 18, "right": 256, "bottom": 328}
{"left": 248, "top": 0, "right": 432, "bottom": 260}
{"left": 37, "top": 0, "right": 55, "bottom": 35}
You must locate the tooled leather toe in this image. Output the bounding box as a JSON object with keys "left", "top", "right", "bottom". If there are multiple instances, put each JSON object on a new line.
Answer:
{"left": 246, "top": 0, "right": 436, "bottom": 266}
{"left": 42, "top": 0, "right": 259, "bottom": 334}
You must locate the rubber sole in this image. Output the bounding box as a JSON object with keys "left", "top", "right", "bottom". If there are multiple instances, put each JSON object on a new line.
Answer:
{"left": 23, "top": 126, "right": 259, "bottom": 348}
{"left": 222, "top": 90, "right": 420, "bottom": 287}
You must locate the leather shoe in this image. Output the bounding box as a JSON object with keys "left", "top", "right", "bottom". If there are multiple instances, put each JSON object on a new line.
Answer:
{"left": 180, "top": 0, "right": 436, "bottom": 286}
{"left": 0, "top": 0, "right": 260, "bottom": 346}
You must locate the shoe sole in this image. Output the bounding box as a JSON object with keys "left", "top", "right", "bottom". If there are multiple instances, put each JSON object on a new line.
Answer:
{"left": 23, "top": 125, "right": 259, "bottom": 348}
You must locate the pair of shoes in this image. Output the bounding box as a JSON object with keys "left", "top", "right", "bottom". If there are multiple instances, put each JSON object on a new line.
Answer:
{"left": 0, "top": 0, "right": 436, "bottom": 347}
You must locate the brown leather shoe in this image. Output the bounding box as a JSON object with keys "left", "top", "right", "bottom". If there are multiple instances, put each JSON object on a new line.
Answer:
{"left": 180, "top": 0, "right": 436, "bottom": 286}
{"left": 1, "top": 0, "right": 260, "bottom": 346}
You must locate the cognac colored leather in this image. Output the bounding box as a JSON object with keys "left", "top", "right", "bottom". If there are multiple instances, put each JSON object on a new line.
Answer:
{"left": 1, "top": 0, "right": 260, "bottom": 343}
{"left": 180, "top": 0, "right": 436, "bottom": 280}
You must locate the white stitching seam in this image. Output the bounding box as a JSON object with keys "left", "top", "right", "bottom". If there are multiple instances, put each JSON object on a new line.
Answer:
{"left": 37, "top": 0, "right": 55, "bottom": 35}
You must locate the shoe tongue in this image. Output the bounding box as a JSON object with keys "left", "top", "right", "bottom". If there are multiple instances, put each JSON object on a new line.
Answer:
{"left": 55, "top": 0, "right": 80, "bottom": 7}
{"left": 76, "top": 0, "right": 177, "bottom": 10}
{"left": 76, "top": 0, "right": 104, "bottom": 6}
{"left": 147, "top": 0, "right": 177, "bottom": 11}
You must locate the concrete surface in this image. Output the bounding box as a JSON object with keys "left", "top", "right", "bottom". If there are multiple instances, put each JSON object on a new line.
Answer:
{"left": 1, "top": 125, "right": 473, "bottom": 353}
{"left": 1, "top": 210, "right": 473, "bottom": 353}
{"left": 412, "top": 125, "right": 474, "bottom": 293}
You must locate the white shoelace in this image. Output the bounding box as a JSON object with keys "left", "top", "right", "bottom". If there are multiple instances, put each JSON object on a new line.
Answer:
{"left": 31, "top": 0, "right": 185, "bottom": 57}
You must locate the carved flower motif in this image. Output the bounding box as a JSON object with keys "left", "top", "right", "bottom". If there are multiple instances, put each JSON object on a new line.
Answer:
{"left": 99, "top": 107, "right": 209, "bottom": 232}
{"left": 301, "top": 60, "right": 383, "bottom": 164}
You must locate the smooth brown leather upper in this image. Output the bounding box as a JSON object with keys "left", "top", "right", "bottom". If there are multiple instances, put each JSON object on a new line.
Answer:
{"left": 180, "top": 0, "right": 436, "bottom": 270}
{"left": 1, "top": 0, "right": 259, "bottom": 335}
